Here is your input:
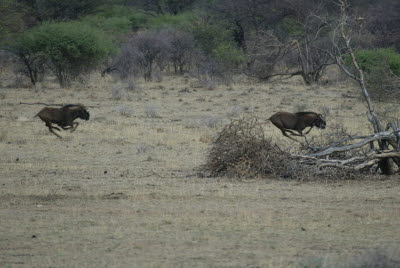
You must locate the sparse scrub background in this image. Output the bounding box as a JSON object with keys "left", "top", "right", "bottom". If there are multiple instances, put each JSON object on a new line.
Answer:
{"left": 1, "top": 0, "right": 400, "bottom": 267}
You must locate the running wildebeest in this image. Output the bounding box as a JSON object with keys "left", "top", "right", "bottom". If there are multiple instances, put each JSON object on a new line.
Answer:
{"left": 267, "top": 111, "right": 326, "bottom": 142}
{"left": 34, "top": 104, "right": 90, "bottom": 139}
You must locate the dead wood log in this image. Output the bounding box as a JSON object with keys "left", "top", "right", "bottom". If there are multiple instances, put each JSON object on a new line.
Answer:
{"left": 308, "top": 131, "right": 399, "bottom": 157}
{"left": 292, "top": 150, "right": 400, "bottom": 171}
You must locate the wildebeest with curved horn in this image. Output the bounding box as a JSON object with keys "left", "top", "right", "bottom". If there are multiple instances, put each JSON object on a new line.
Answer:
{"left": 267, "top": 111, "right": 326, "bottom": 141}
{"left": 34, "top": 104, "right": 90, "bottom": 139}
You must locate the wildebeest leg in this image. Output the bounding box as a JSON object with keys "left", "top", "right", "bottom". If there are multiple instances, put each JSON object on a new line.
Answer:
{"left": 303, "top": 135, "right": 310, "bottom": 146}
{"left": 61, "top": 126, "right": 72, "bottom": 130}
{"left": 51, "top": 125, "right": 61, "bottom": 131}
{"left": 281, "top": 130, "right": 302, "bottom": 143}
{"left": 46, "top": 123, "right": 62, "bottom": 139}
{"left": 285, "top": 129, "right": 303, "bottom": 137}
{"left": 71, "top": 122, "right": 79, "bottom": 132}
{"left": 303, "top": 126, "right": 313, "bottom": 135}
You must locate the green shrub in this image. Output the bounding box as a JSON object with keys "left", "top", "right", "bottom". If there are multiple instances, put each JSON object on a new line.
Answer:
{"left": 212, "top": 43, "right": 245, "bottom": 67}
{"left": 147, "top": 11, "right": 193, "bottom": 29}
{"left": 9, "top": 21, "right": 115, "bottom": 87}
{"left": 6, "top": 29, "right": 46, "bottom": 85}
{"left": 345, "top": 48, "right": 400, "bottom": 102}
{"left": 81, "top": 5, "right": 148, "bottom": 35}
{"left": 277, "top": 17, "right": 304, "bottom": 38}
{"left": 82, "top": 15, "right": 132, "bottom": 36}
{"left": 353, "top": 48, "right": 400, "bottom": 76}
{"left": 190, "top": 16, "right": 245, "bottom": 67}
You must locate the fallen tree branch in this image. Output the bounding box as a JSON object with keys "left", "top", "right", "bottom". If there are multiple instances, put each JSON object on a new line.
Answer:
{"left": 292, "top": 150, "right": 400, "bottom": 171}
{"left": 308, "top": 131, "right": 400, "bottom": 157}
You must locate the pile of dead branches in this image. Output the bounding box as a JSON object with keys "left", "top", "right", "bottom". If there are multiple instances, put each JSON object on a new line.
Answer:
{"left": 203, "top": 116, "right": 399, "bottom": 179}
{"left": 202, "top": 117, "right": 360, "bottom": 180}
{"left": 294, "top": 125, "right": 400, "bottom": 174}
{"left": 203, "top": 117, "right": 295, "bottom": 178}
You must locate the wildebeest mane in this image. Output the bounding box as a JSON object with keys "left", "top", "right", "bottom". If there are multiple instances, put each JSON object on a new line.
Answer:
{"left": 295, "top": 112, "right": 318, "bottom": 116}
{"left": 62, "top": 104, "right": 86, "bottom": 110}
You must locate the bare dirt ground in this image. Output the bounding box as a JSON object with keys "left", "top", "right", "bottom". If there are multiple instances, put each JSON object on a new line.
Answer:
{"left": 1, "top": 72, "right": 400, "bottom": 267}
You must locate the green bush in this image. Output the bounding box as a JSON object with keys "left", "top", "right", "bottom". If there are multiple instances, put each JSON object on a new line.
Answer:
{"left": 147, "top": 11, "right": 193, "bottom": 29}
{"left": 190, "top": 17, "right": 245, "bottom": 67}
{"left": 9, "top": 21, "right": 115, "bottom": 87}
{"left": 82, "top": 15, "right": 132, "bottom": 36}
{"left": 81, "top": 5, "right": 148, "bottom": 36}
{"left": 212, "top": 43, "right": 245, "bottom": 67}
{"left": 6, "top": 28, "right": 47, "bottom": 85}
{"left": 345, "top": 48, "right": 400, "bottom": 102}
{"left": 350, "top": 48, "right": 400, "bottom": 76}
{"left": 276, "top": 17, "right": 304, "bottom": 38}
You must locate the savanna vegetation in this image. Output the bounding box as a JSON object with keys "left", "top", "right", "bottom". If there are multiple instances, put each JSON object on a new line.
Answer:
{"left": 1, "top": 0, "right": 400, "bottom": 267}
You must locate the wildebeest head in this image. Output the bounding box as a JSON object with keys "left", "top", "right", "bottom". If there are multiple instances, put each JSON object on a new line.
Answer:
{"left": 79, "top": 108, "right": 90, "bottom": 121}
{"left": 313, "top": 114, "right": 326, "bottom": 129}
{"left": 64, "top": 104, "right": 90, "bottom": 121}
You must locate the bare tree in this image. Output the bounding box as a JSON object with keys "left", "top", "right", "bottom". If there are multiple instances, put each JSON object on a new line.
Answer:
{"left": 297, "top": 0, "right": 400, "bottom": 175}
{"left": 246, "top": 0, "right": 335, "bottom": 84}
{"left": 112, "top": 31, "right": 169, "bottom": 81}
{"left": 165, "top": 28, "right": 195, "bottom": 74}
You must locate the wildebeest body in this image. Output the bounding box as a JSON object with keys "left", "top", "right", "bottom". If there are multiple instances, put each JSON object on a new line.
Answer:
{"left": 35, "top": 104, "right": 90, "bottom": 139}
{"left": 268, "top": 111, "right": 326, "bottom": 140}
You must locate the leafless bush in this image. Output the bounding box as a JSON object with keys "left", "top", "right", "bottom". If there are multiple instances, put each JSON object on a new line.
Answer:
{"left": 245, "top": 31, "right": 282, "bottom": 79}
{"left": 122, "top": 31, "right": 170, "bottom": 81}
{"left": 152, "top": 69, "right": 163, "bottom": 82}
{"left": 10, "top": 73, "right": 29, "bottom": 88}
{"left": 320, "top": 105, "right": 331, "bottom": 118}
{"left": 111, "top": 45, "right": 141, "bottom": 80}
{"left": 201, "top": 116, "right": 222, "bottom": 128}
{"left": 119, "top": 105, "right": 133, "bottom": 117}
{"left": 324, "top": 65, "right": 348, "bottom": 85}
{"left": 165, "top": 27, "right": 196, "bottom": 74}
{"left": 111, "top": 86, "right": 124, "bottom": 100}
{"left": 126, "top": 79, "right": 141, "bottom": 92}
{"left": 144, "top": 104, "right": 161, "bottom": 118}
{"left": 190, "top": 53, "right": 234, "bottom": 86}
{"left": 202, "top": 117, "right": 313, "bottom": 179}
{"left": 227, "top": 106, "right": 242, "bottom": 118}
{"left": 137, "top": 143, "right": 148, "bottom": 153}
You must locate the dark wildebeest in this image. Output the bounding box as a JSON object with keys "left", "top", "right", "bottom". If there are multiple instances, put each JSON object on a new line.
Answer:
{"left": 267, "top": 111, "right": 326, "bottom": 142}
{"left": 34, "top": 104, "right": 90, "bottom": 139}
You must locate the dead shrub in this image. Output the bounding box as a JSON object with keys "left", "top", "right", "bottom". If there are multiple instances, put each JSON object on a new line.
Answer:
{"left": 203, "top": 117, "right": 366, "bottom": 180}
{"left": 202, "top": 116, "right": 312, "bottom": 179}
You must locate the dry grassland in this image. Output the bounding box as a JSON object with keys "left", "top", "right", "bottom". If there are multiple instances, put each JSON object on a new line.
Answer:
{"left": 0, "top": 72, "right": 400, "bottom": 267}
